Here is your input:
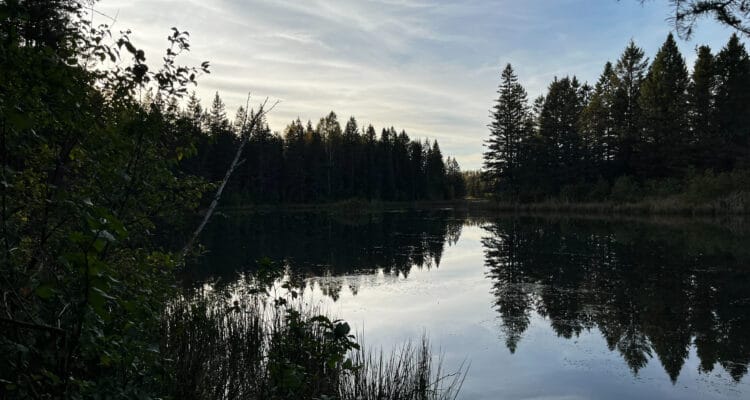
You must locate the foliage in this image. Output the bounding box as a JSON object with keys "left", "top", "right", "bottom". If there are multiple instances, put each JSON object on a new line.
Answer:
{"left": 0, "top": 1, "right": 210, "bottom": 397}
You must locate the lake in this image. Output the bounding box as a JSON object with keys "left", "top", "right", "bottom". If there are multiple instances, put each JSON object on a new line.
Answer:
{"left": 188, "top": 209, "right": 750, "bottom": 399}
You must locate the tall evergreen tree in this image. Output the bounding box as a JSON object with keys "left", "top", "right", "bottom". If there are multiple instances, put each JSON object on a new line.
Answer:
{"left": 426, "top": 141, "right": 447, "bottom": 199}
{"left": 317, "top": 112, "right": 342, "bottom": 198}
{"left": 713, "top": 34, "right": 750, "bottom": 169}
{"left": 538, "top": 76, "right": 587, "bottom": 191}
{"left": 342, "top": 117, "right": 360, "bottom": 197}
{"left": 483, "top": 64, "right": 532, "bottom": 195}
{"left": 185, "top": 91, "right": 204, "bottom": 128}
{"left": 689, "top": 45, "right": 718, "bottom": 168}
{"left": 207, "top": 91, "right": 229, "bottom": 133}
{"left": 638, "top": 33, "right": 691, "bottom": 177}
{"left": 612, "top": 40, "right": 649, "bottom": 175}
{"left": 581, "top": 62, "right": 618, "bottom": 175}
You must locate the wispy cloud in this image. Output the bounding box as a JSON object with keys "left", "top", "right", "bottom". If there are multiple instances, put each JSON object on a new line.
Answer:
{"left": 97, "top": 0, "right": 744, "bottom": 169}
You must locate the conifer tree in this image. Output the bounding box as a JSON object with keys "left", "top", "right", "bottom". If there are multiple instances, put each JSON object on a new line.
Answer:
{"left": 538, "top": 76, "right": 587, "bottom": 190}
{"left": 713, "top": 34, "right": 750, "bottom": 168}
{"left": 689, "top": 45, "right": 718, "bottom": 168}
{"left": 207, "top": 91, "right": 230, "bottom": 133}
{"left": 612, "top": 40, "right": 649, "bottom": 174}
{"left": 580, "top": 62, "right": 618, "bottom": 174}
{"left": 185, "top": 91, "right": 204, "bottom": 129}
{"left": 639, "top": 33, "right": 691, "bottom": 177}
{"left": 483, "top": 64, "right": 532, "bottom": 195}
{"left": 342, "top": 117, "right": 360, "bottom": 196}
{"left": 426, "top": 141, "right": 447, "bottom": 199}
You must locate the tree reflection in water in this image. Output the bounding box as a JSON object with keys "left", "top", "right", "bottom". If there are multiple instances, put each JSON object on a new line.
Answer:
{"left": 482, "top": 217, "right": 750, "bottom": 383}
{"left": 187, "top": 210, "right": 750, "bottom": 384}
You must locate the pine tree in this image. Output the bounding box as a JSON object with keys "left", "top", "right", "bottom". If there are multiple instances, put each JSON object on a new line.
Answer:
{"left": 638, "top": 33, "right": 691, "bottom": 177}
{"left": 612, "top": 40, "right": 649, "bottom": 175}
{"left": 483, "top": 64, "right": 532, "bottom": 195}
{"left": 713, "top": 33, "right": 750, "bottom": 169}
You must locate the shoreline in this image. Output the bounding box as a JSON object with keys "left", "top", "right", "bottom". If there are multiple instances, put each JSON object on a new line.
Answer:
{"left": 218, "top": 192, "right": 750, "bottom": 216}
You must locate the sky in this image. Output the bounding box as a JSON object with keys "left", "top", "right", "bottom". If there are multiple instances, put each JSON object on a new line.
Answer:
{"left": 95, "top": 0, "right": 746, "bottom": 169}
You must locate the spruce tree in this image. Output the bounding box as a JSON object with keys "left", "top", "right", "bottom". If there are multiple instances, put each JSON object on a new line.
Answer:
{"left": 714, "top": 34, "right": 750, "bottom": 169}
{"left": 483, "top": 64, "right": 532, "bottom": 195}
{"left": 612, "top": 40, "right": 649, "bottom": 175}
{"left": 638, "top": 33, "right": 691, "bottom": 177}
{"left": 207, "top": 91, "right": 229, "bottom": 134}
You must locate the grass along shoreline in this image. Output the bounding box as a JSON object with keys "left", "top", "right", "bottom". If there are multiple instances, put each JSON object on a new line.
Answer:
{"left": 163, "top": 270, "right": 466, "bottom": 400}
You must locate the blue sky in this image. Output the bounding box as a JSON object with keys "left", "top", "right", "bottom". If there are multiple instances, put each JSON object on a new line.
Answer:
{"left": 97, "top": 0, "right": 745, "bottom": 169}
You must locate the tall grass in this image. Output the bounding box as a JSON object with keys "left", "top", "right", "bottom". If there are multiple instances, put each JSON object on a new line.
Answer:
{"left": 341, "top": 337, "right": 466, "bottom": 400}
{"left": 162, "top": 285, "right": 465, "bottom": 399}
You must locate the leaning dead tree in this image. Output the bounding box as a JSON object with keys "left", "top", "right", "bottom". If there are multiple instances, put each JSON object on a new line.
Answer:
{"left": 181, "top": 93, "right": 279, "bottom": 259}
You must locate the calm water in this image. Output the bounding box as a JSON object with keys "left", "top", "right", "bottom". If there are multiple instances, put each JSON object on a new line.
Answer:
{"left": 190, "top": 210, "right": 750, "bottom": 399}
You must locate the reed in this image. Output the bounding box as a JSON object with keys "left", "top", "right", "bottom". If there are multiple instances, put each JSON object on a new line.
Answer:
{"left": 162, "top": 286, "right": 465, "bottom": 399}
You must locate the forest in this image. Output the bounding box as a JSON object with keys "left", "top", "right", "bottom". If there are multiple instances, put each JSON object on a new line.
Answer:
{"left": 174, "top": 93, "right": 465, "bottom": 204}
{"left": 482, "top": 33, "right": 750, "bottom": 203}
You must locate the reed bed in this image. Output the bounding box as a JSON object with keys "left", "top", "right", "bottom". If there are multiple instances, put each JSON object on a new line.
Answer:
{"left": 162, "top": 286, "right": 465, "bottom": 399}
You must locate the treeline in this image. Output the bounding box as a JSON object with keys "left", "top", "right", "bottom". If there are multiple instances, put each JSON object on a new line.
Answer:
{"left": 483, "top": 33, "right": 750, "bottom": 201}
{"left": 174, "top": 93, "right": 466, "bottom": 204}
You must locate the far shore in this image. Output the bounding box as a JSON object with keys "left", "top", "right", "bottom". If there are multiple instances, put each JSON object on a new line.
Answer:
{"left": 217, "top": 192, "right": 750, "bottom": 216}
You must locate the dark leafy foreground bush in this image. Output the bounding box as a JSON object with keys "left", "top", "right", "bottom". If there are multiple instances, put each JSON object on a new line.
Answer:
{"left": 162, "top": 281, "right": 466, "bottom": 400}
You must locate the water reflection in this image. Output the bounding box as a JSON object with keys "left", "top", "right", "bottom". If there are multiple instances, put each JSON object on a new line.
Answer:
{"left": 188, "top": 210, "right": 464, "bottom": 299}
{"left": 482, "top": 217, "right": 750, "bottom": 383}
{"left": 190, "top": 211, "right": 750, "bottom": 392}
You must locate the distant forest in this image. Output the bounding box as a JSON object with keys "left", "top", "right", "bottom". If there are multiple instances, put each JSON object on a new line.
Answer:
{"left": 162, "top": 93, "right": 466, "bottom": 204}
{"left": 482, "top": 33, "right": 750, "bottom": 202}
